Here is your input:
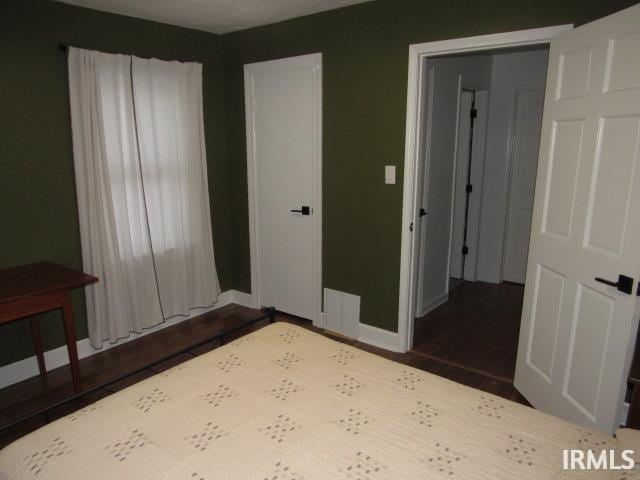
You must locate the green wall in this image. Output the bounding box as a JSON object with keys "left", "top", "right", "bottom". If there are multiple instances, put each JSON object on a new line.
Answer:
{"left": 222, "top": 0, "right": 638, "bottom": 332}
{"left": 1, "top": 0, "right": 637, "bottom": 368}
{"left": 0, "top": 0, "right": 229, "bottom": 366}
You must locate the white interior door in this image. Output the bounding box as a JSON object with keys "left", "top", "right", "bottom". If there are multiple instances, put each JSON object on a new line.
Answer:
{"left": 414, "top": 66, "right": 437, "bottom": 316}
{"left": 514, "top": 3, "right": 640, "bottom": 433}
{"left": 244, "top": 54, "right": 322, "bottom": 323}
{"left": 503, "top": 90, "right": 544, "bottom": 284}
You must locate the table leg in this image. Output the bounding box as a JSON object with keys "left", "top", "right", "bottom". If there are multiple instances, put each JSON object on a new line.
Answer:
{"left": 61, "top": 291, "right": 81, "bottom": 392}
{"left": 29, "top": 316, "right": 47, "bottom": 378}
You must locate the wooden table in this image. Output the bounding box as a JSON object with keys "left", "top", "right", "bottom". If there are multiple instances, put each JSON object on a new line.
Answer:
{"left": 0, "top": 262, "right": 98, "bottom": 392}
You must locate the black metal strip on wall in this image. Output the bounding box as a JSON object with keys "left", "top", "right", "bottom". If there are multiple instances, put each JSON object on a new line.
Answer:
{"left": 461, "top": 89, "right": 477, "bottom": 272}
{"left": 0, "top": 308, "right": 276, "bottom": 436}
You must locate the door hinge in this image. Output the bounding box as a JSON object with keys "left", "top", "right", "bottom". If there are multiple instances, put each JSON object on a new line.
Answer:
{"left": 470, "top": 108, "right": 477, "bottom": 119}
{"left": 409, "top": 222, "right": 414, "bottom": 232}
{"left": 462, "top": 246, "right": 469, "bottom": 255}
{"left": 466, "top": 184, "right": 473, "bottom": 194}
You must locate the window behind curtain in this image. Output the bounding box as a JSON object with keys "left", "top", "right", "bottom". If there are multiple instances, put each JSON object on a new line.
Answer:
{"left": 68, "top": 48, "right": 220, "bottom": 348}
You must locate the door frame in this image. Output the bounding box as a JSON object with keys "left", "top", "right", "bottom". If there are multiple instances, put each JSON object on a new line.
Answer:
{"left": 459, "top": 89, "right": 489, "bottom": 283}
{"left": 448, "top": 85, "right": 474, "bottom": 285}
{"left": 243, "top": 53, "right": 324, "bottom": 327}
{"left": 413, "top": 65, "right": 437, "bottom": 316}
{"left": 397, "top": 26, "right": 572, "bottom": 352}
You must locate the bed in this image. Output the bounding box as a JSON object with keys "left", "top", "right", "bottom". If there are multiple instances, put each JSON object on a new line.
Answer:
{"left": 0, "top": 322, "right": 630, "bottom": 479}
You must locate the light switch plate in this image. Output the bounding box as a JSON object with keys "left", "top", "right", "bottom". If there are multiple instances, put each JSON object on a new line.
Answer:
{"left": 385, "top": 165, "right": 396, "bottom": 184}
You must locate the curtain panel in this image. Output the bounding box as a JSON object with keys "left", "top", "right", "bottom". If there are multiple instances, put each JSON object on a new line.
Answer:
{"left": 68, "top": 47, "right": 220, "bottom": 348}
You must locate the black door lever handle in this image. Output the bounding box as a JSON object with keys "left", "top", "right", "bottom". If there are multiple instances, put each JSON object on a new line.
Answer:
{"left": 290, "top": 206, "right": 310, "bottom": 215}
{"left": 419, "top": 208, "right": 427, "bottom": 217}
{"left": 595, "top": 274, "right": 634, "bottom": 294}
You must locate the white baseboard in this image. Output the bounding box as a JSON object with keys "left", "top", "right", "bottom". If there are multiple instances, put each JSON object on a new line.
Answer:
{"left": 227, "top": 289, "right": 256, "bottom": 308}
{"left": 313, "top": 312, "right": 325, "bottom": 329}
{"left": 416, "top": 292, "right": 448, "bottom": 318}
{"left": 358, "top": 322, "right": 405, "bottom": 353}
{"left": 620, "top": 401, "right": 630, "bottom": 427}
{"left": 0, "top": 289, "right": 255, "bottom": 390}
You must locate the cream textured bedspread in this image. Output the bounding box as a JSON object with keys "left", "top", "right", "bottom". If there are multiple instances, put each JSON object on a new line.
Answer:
{"left": 0, "top": 322, "right": 627, "bottom": 479}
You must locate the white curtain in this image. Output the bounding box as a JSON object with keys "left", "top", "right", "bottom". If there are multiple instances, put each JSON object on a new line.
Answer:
{"left": 68, "top": 48, "right": 220, "bottom": 348}
{"left": 131, "top": 57, "right": 220, "bottom": 318}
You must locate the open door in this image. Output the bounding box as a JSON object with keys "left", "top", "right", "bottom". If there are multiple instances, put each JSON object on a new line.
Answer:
{"left": 514, "top": 3, "right": 640, "bottom": 433}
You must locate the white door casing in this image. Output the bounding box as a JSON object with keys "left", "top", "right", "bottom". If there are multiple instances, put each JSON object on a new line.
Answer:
{"left": 514, "top": 3, "right": 640, "bottom": 433}
{"left": 503, "top": 90, "right": 545, "bottom": 284}
{"left": 244, "top": 54, "right": 322, "bottom": 325}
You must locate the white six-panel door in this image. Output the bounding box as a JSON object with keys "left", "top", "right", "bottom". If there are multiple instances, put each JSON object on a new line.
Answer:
{"left": 514, "top": 3, "right": 640, "bottom": 433}
{"left": 244, "top": 54, "right": 322, "bottom": 323}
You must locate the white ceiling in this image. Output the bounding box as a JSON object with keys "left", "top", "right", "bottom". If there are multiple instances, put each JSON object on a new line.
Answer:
{"left": 54, "top": 0, "right": 373, "bottom": 34}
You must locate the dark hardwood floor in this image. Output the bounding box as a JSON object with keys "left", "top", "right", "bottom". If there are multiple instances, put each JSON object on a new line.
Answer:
{"left": 412, "top": 280, "right": 525, "bottom": 382}
{"left": 0, "top": 302, "right": 529, "bottom": 449}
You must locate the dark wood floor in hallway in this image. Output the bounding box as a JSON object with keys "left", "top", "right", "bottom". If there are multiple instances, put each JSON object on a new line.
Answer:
{"left": 412, "top": 280, "right": 525, "bottom": 382}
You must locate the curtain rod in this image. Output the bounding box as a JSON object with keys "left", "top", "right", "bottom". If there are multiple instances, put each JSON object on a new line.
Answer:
{"left": 57, "top": 44, "right": 200, "bottom": 65}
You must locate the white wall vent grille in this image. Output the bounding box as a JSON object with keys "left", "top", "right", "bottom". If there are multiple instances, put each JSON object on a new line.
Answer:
{"left": 323, "top": 288, "right": 360, "bottom": 338}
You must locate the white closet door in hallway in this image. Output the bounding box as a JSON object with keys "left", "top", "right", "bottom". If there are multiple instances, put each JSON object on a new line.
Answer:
{"left": 503, "top": 90, "right": 544, "bottom": 284}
